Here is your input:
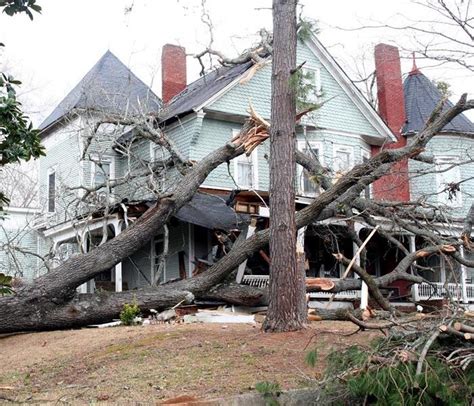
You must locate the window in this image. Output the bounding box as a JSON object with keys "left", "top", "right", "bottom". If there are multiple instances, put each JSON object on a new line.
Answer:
{"left": 435, "top": 157, "right": 462, "bottom": 206}
{"left": 362, "top": 151, "right": 372, "bottom": 199}
{"left": 232, "top": 130, "right": 258, "bottom": 189}
{"left": 92, "top": 156, "right": 114, "bottom": 188}
{"left": 300, "top": 68, "right": 322, "bottom": 103}
{"left": 333, "top": 145, "right": 354, "bottom": 177}
{"left": 298, "top": 140, "right": 322, "bottom": 196}
{"left": 47, "top": 169, "right": 56, "bottom": 212}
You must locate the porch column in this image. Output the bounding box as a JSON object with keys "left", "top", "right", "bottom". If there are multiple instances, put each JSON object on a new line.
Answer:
{"left": 409, "top": 235, "right": 420, "bottom": 301}
{"left": 236, "top": 217, "right": 258, "bottom": 283}
{"left": 114, "top": 221, "right": 123, "bottom": 292}
{"left": 78, "top": 236, "right": 88, "bottom": 294}
{"left": 296, "top": 226, "right": 307, "bottom": 274}
{"left": 352, "top": 240, "right": 368, "bottom": 310}
{"left": 459, "top": 245, "right": 468, "bottom": 304}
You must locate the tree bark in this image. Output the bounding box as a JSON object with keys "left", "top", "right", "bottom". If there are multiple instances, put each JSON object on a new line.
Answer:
{"left": 263, "top": 0, "right": 306, "bottom": 333}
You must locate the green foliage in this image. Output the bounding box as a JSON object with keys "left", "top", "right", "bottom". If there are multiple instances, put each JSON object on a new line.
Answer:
{"left": 305, "top": 348, "right": 318, "bottom": 367}
{"left": 0, "top": 2, "right": 44, "bottom": 212}
{"left": 0, "top": 0, "right": 41, "bottom": 20}
{"left": 436, "top": 80, "right": 452, "bottom": 98}
{"left": 297, "top": 18, "right": 319, "bottom": 42}
{"left": 0, "top": 272, "right": 13, "bottom": 295}
{"left": 119, "top": 301, "right": 141, "bottom": 326}
{"left": 290, "top": 69, "right": 323, "bottom": 113}
{"left": 255, "top": 381, "right": 281, "bottom": 406}
{"left": 319, "top": 344, "right": 472, "bottom": 405}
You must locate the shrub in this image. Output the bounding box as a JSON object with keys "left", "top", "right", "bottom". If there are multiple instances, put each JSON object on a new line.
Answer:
{"left": 119, "top": 301, "right": 140, "bottom": 326}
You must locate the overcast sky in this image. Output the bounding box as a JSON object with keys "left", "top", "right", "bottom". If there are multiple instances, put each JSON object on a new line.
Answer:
{"left": 1, "top": 0, "right": 473, "bottom": 124}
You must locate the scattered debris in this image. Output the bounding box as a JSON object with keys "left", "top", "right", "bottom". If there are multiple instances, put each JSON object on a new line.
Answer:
{"left": 184, "top": 310, "right": 255, "bottom": 324}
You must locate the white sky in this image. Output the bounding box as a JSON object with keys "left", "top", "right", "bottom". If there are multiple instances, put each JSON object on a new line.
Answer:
{"left": 1, "top": 0, "right": 473, "bottom": 124}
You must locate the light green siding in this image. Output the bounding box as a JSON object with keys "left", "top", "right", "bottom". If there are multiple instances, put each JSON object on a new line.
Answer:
{"left": 208, "top": 40, "right": 380, "bottom": 138}
{"left": 408, "top": 134, "right": 474, "bottom": 217}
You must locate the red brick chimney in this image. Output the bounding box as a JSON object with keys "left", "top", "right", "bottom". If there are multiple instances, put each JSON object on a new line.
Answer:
{"left": 161, "top": 44, "right": 187, "bottom": 104}
{"left": 372, "top": 43, "right": 410, "bottom": 201}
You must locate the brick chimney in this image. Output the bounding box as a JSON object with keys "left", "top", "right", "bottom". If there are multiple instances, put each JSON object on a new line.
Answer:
{"left": 372, "top": 43, "right": 410, "bottom": 201}
{"left": 374, "top": 44, "right": 406, "bottom": 135}
{"left": 161, "top": 44, "right": 187, "bottom": 104}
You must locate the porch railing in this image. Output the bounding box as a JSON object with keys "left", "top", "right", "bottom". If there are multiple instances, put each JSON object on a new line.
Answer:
{"left": 413, "top": 282, "right": 474, "bottom": 303}
{"left": 241, "top": 275, "right": 360, "bottom": 300}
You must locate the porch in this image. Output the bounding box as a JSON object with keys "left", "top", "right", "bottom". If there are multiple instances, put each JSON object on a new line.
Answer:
{"left": 413, "top": 282, "right": 474, "bottom": 303}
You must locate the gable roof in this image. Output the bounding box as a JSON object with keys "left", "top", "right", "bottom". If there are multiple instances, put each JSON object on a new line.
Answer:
{"left": 39, "top": 50, "right": 162, "bottom": 133}
{"left": 159, "top": 35, "right": 395, "bottom": 144}
{"left": 403, "top": 70, "right": 474, "bottom": 135}
{"left": 304, "top": 35, "right": 396, "bottom": 143}
{"left": 159, "top": 61, "right": 253, "bottom": 124}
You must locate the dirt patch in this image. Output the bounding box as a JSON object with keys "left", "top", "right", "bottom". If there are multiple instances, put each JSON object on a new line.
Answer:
{"left": 0, "top": 321, "right": 379, "bottom": 403}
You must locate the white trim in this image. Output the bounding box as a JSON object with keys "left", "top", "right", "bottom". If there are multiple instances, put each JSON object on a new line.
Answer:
{"left": 90, "top": 154, "right": 115, "bottom": 187}
{"left": 305, "top": 35, "right": 396, "bottom": 143}
{"left": 47, "top": 166, "right": 57, "bottom": 213}
{"left": 297, "top": 140, "right": 323, "bottom": 196}
{"left": 361, "top": 149, "right": 372, "bottom": 199}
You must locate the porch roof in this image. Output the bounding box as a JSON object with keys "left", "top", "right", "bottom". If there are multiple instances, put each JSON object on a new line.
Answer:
{"left": 174, "top": 192, "right": 249, "bottom": 231}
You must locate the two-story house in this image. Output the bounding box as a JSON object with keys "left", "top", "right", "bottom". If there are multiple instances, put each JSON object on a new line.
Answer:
{"left": 2, "top": 35, "right": 472, "bottom": 308}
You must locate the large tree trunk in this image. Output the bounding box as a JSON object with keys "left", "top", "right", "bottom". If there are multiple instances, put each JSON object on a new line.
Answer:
{"left": 263, "top": 0, "right": 306, "bottom": 333}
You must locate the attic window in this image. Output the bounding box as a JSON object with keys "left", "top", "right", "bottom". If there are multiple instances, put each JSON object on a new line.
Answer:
{"left": 300, "top": 67, "right": 322, "bottom": 103}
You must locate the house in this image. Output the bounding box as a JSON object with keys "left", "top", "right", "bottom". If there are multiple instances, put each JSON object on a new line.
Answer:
{"left": 1, "top": 36, "right": 472, "bottom": 308}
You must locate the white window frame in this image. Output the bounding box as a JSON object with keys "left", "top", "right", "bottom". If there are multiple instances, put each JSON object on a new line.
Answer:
{"left": 91, "top": 155, "right": 115, "bottom": 188}
{"left": 332, "top": 145, "right": 354, "bottom": 176}
{"left": 297, "top": 140, "right": 323, "bottom": 196}
{"left": 435, "top": 156, "right": 462, "bottom": 207}
{"left": 47, "top": 166, "right": 57, "bottom": 213}
{"left": 301, "top": 67, "right": 322, "bottom": 103}
{"left": 232, "top": 129, "right": 259, "bottom": 189}
{"left": 361, "top": 149, "right": 372, "bottom": 199}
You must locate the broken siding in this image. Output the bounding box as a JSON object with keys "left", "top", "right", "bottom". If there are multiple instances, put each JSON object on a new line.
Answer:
{"left": 208, "top": 41, "right": 380, "bottom": 138}
{"left": 408, "top": 135, "right": 474, "bottom": 217}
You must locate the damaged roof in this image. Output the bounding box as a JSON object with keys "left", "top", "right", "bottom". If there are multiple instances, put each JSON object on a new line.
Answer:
{"left": 39, "top": 50, "right": 162, "bottom": 133}
{"left": 158, "top": 61, "right": 254, "bottom": 124}
{"left": 403, "top": 70, "right": 474, "bottom": 135}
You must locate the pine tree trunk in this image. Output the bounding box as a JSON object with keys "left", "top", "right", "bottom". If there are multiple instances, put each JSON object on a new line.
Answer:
{"left": 263, "top": 0, "right": 307, "bottom": 332}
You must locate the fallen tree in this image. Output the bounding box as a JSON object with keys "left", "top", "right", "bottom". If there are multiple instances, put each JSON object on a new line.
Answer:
{"left": 1, "top": 88, "right": 474, "bottom": 333}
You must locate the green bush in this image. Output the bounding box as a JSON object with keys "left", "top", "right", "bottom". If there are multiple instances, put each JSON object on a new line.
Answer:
{"left": 119, "top": 301, "right": 140, "bottom": 326}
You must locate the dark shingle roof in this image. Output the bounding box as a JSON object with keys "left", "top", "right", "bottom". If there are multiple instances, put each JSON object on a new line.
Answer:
{"left": 159, "top": 61, "right": 253, "bottom": 123}
{"left": 39, "top": 50, "right": 162, "bottom": 132}
{"left": 403, "top": 71, "right": 474, "bottom": 134}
